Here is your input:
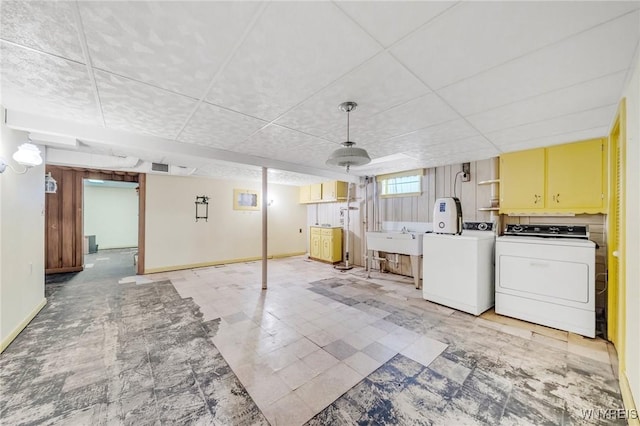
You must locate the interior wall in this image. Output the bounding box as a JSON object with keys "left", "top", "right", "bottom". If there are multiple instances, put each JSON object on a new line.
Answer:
{"left": 0, "top": 111, "right": 46, "bottom": 351}
{"left": 622, "top": 56, "right": 639, "bottom": 411}
{"left": 144, "top": 174, "right": 307, "bottom": 272}
{"left": 84, "top": 184, "right": 138, "bottom": 250}
{"left": 303, "top": 158, "right": 497, "bottom": 271}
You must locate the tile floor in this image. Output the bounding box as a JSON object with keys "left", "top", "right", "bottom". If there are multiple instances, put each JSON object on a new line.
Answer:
{"left": 0, "top": 249, "right": 626, "bottom": 425}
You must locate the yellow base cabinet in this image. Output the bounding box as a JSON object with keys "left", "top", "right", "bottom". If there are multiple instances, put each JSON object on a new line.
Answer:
{"left": 309, "top": 227, "right": 342, "bottom": 263}
{"left": 500, "top": 138, "right": 607, "bottom": 215}
{"left": 310, "top": 229, "right": 322, "bottom": 259}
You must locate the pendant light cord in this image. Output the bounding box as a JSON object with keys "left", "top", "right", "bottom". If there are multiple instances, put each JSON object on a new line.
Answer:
{"left": 346, "top": 110, "right": 350, "bottom": 142}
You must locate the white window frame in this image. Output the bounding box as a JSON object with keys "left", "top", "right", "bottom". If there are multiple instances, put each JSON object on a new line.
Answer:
{"left": 377, "top": 169, "right": 424, "bottom": 198}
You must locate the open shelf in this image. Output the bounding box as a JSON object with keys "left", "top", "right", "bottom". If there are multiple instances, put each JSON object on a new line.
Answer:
{"left": 478, "top": 207, "right": 500, "bottom": 211}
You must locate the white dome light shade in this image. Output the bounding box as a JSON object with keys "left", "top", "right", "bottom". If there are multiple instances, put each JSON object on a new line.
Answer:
{"left": 12, "top": 143, "right": 43, "bottom": 167}
{"left": 326, "top": 141, "right": 371, "bottom": 167}
{"left": 326, "top": 101, "right": 371, "bottom": 172}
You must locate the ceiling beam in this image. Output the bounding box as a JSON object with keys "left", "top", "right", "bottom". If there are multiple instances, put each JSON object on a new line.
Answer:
{"left": 4, "top": 109, "right": 358, "bottom": 183}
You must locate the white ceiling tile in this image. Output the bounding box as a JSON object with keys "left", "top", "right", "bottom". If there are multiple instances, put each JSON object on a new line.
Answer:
{"left": 392, "top": 2, "right": 640, "bottom": 89}
{"left": 0, "top": 1, "right": 84, "bottom": 61}
{"left": 497, "top": 127, "right": 610, "bottom": 154}
{"left": 193, "top": 162, "right": 325, "bottom": 186}
{"left": 0, "top": 42, "right": 100, "bottom": 124}
{"left": 274, "top": 53, "right": 429, "bottom": 137}
{"left": 178, "top": 102, "right": 267, "bottom": 151}
{"left": 466, "top": 70, "right": 628, "bottom": 133}
{"left": 364, "top": 118, "right": 481, "bottom": 158}
{"left": 438, "top": 11, "right": 640, "bottom": 116}
{"left": 335, "top": 1, "right": 456, "bottom": 47}
{"left": 406, "top": 135, "right": 498, "bottom": 160}
{"left": 325, "top": 93, "right": 462, "bottom": 145}
{"left": 486, "top": 105, "right": 615, "bottom": 148}
{"left": 205, "top": 2, "right": 382, "bottom": 121}
{"left": 79, "top": 1, "right": 261, "bottom": 98}
{"left": 235, "top": 124, "right": 344, "bottom": 170}
{"left": 350, "top": 157, "right": 426, "bottom": 177}
{"left": 95, "top": 70, "right": 197, "bottom": 139}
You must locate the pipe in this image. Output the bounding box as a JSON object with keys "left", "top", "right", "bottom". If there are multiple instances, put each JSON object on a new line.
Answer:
{"left": 262, "top": 167, "right": 267, "bottom": 290}
{"left": 364, "top": 177, "right": 370, "bottom": 277}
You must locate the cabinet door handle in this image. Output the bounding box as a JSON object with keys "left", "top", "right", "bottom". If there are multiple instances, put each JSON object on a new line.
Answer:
{"left": 553, "top": 193, "right": 560, "bottom": 203}
{"left": 533, "top": 194, "right": 541, "bottom": 204}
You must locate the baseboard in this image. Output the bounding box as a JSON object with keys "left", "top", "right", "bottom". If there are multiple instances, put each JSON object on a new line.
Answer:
{"left": 144, "top": 252, "right": 306, "bottom": 274}
{"left": 0, "top": 298, "right": 47, "bottom": 353}
{"left": 620, "top": 372, "right": 640, "bottom": 426}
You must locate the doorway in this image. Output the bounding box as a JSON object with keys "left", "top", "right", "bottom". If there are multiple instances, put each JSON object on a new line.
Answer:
{"left": 44, "top": 166, "right": 146, "bottom": 276}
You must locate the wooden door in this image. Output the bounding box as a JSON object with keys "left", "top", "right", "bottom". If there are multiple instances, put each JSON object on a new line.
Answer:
{"left": 45, "top": 168, "right": 83, "bottom": 273}
{"left": 607, "top": 100, "right": 626, "bottom": 373}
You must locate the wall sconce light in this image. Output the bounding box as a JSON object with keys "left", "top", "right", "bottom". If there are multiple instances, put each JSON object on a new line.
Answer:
{"left": 45, "top": 172, "right": 58, "bottom": 194}
{"left": 0, "top": 142, "right": 43, "bottom": 174}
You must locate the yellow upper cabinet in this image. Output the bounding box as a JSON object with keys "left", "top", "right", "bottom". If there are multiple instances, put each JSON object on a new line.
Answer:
{"left": 299, "top": 185, "right": 310, "bottom": 204}
{"left": 546, "top": 139, "right": 606, "bottom": 211}
{"left": 299, "top": 181, "right": 348, "bottom": 204}
{"left": 322, "top": 181, "right": 348, "bottom": 202}
{"left": 500, "top": 148, "right": 546, "bottom": 211}
{"left": 500, "top": 138, "right": 607, "bottom": 215}
{"left": 310, "top": 183, "right": 322, "bottom": 202}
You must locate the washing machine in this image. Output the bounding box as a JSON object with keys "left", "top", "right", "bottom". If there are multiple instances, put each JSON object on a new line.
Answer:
{"left": 422, "top": 222, "right": 496, "bottom": 315}
{"left": 495, "top": 224, "right": 595, "bottom": 337}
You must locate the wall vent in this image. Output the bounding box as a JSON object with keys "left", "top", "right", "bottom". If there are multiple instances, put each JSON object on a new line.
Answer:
{"left": 151, "top": 162, "right": 169, "bottom": 172}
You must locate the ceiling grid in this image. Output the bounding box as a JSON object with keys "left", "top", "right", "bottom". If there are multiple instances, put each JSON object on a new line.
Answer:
{"left": 0, "top": 1, "right": 638, "bottom": 183}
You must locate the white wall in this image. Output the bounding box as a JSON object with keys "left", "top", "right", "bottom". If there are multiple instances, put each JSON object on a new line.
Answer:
{"left": 84, "top": 184, "right": 138, "bottom": 249}
{"left": 0, "top": 109, "right": 46, "bottom": 351}
{"left": 144, "top": 174, "right": 307, "bottom": 272}
{"left": 622, "top": 56, "right": 639, "bottom": 410}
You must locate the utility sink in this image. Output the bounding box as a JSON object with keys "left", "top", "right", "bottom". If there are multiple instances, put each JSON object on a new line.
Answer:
{"left": 365, "top": 231, "right": 424, "bottom": 256}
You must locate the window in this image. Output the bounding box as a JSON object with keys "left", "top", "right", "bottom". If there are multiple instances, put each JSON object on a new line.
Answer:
{"left": 377, "top": 169, "right": 424, "bottom": 197}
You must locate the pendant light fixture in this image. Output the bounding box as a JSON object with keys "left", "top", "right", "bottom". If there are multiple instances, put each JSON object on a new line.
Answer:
{"left": 326, "top": 101, "right": 371, "bottom": 172}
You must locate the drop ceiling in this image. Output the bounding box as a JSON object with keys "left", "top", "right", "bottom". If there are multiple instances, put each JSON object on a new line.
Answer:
{"left": 1, "top": 1, "right": 638, "bottom": 184}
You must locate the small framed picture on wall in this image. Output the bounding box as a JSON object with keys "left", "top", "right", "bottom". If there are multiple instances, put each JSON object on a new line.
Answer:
{"left": 233, "top": 189, "right": 260, "bottom": 211}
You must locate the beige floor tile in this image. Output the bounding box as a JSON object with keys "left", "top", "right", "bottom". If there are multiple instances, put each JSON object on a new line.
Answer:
{"left": 277, "top": 359, "right": 319, "bottom": 390}
{"left": 282, "top": 337, "right": 320, "bottom": 360}
{"left": 306, "top": 329, "right": 338, "bottom": 347}
{"left": 294, "top": 362, "right": 363, "bottom": 414}
{"left": 377, "top": 327, "right": 420, "bottom": 352}
{"left": 343, "top": 351, "right": 383, "bottom": 377}
{"left": 301, "top": 349, "right": 340, "bottom": 375}
{"left": 358, "top": 325, "right": 389, "bottom": 341}
{"left": 262, "top": 392, "right": 315, "bottom": 426}
{"left": 246, "top": 372, "right": 291, "bottom": 408}
{"left": 400, "top": 336, "right": 448, "bottom": 367}
{"left": 341, "top": 331, "right": 376, "bottom": 351}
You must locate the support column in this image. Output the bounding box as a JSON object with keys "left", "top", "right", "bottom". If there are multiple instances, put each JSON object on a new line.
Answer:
{"left": 262, "top": 167, "right": 268, "bottom": 290}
